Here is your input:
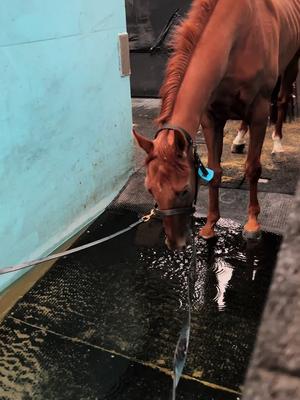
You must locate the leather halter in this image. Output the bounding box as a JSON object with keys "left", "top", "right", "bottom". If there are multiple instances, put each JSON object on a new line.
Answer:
{"left": 153, "top": 124, "right": 207, "bottom": 218}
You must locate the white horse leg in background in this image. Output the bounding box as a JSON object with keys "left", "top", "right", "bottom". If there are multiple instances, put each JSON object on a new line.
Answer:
{"left": 271, "top": 55, "right": 299, "bottom": 154}
{"left": 231, "top": 120, "right": 248, "bottom": 154}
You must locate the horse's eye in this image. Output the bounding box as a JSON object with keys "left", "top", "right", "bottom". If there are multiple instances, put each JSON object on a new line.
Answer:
{"left": 179, "top": 189, "right": 189, "bottom": 198}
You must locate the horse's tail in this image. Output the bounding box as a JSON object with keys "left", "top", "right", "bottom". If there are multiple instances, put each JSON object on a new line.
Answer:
{"left": 270, "top": 76, "right": 297, "bottom": 124}
{"left": 286, "top": 82, "right": 296, "bottom": 122}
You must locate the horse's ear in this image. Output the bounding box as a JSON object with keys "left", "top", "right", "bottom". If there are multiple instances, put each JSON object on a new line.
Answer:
{"left": 133, "top": 129, "right": 153, "bottom": 154}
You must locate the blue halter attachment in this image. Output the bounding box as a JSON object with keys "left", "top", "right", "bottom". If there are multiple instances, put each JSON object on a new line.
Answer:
{"left": 193, "top": 147, "right": 214, "bottom": 183}
{"left": 198, "top": 165, "right": 214, "bottom": 182}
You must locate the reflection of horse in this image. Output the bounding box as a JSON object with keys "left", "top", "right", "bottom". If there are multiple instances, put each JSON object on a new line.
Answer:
{"left": 232, "top": 59, "right": 299, "bottom": 154}
{"left": 134, "top": 0, "right": 300, "bottom": 250}
{"left": 201, "top": 228, "right": 281, "bottom": 316}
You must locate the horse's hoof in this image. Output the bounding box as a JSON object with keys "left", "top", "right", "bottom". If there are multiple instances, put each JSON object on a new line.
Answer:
{"left": 271, "top": 134, "right": 284, "bottom": 155}
{"left": 271, "top": 152, "right": 285, "bottom": 163}
{"left": 231, "top": 143, "right": 245, "bottom": 154}
{"left": 242, "top": 229, "right": 262, "bottom": 241}
{"left": 199, "top": 228, "right": 216, "bottom": 240}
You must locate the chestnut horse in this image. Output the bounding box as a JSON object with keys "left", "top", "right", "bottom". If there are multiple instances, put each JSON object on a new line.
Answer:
{"left": 134, "top": 0, "right": 300, "bottom": 250}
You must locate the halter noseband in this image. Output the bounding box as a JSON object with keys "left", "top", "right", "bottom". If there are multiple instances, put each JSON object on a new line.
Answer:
{"left": 153, "top": 124, "right": 208, "bottom": 218}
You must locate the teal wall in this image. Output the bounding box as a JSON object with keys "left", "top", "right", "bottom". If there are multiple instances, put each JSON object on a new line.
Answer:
{"left": 0, "top": 0, "right": 133, "bottom": 292}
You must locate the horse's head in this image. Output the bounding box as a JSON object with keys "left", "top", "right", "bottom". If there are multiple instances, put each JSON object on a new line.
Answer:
{"left": 133, "top": 128, "right": 197, "bottom": 251}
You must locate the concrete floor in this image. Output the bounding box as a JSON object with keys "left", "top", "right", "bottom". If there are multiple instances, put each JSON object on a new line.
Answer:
{"left": 0, "top": 99, "right": 298, "bottom": 399}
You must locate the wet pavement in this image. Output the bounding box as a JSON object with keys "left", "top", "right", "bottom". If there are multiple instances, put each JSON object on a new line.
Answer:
{"left": 0, "top": 206, "right": 281, "bottom": 399}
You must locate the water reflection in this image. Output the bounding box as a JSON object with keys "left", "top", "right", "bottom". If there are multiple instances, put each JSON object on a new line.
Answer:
{"left": 214, "top": 260, "right": 234, "bottom": 311}
{"left": 136, "top": 215, "right": 279, "bottom": 317}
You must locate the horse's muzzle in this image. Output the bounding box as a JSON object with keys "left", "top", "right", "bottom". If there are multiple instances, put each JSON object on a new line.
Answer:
{"left": 165, "top": 237, "right": 187, "bottom": 251}
{"left": 165, "top": 227, "right": 192, "bottom": 251}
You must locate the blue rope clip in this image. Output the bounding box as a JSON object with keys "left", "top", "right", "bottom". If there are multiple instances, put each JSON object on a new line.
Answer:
{"left": 198, "top": 165, "right": 214, "bottom": 182}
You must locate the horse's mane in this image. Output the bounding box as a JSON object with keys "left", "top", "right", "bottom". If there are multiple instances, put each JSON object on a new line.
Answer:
{"left": 157, "top": 0, "right": 219, "bottom": 126}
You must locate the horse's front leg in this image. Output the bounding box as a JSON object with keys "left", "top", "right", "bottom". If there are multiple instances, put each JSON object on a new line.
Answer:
{"left": 199, "top": 117, "right": 225, "bottom": 239}
{"left": 243, "top": 98, "right": 269, "bottom": 239}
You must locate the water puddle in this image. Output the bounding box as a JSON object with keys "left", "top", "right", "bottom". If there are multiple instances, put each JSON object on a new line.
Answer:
{"left": 138, "top": 217, "right": 281, "bottom": 398}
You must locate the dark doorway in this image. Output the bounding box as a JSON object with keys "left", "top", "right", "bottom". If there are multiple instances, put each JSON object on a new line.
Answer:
{"left": 125, "top": 0, "right": 192, "bottom": 97}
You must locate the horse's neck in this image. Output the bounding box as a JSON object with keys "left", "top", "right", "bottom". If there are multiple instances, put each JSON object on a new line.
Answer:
{"left": 168, "top": 1, "right": 243, "bottom": 136}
